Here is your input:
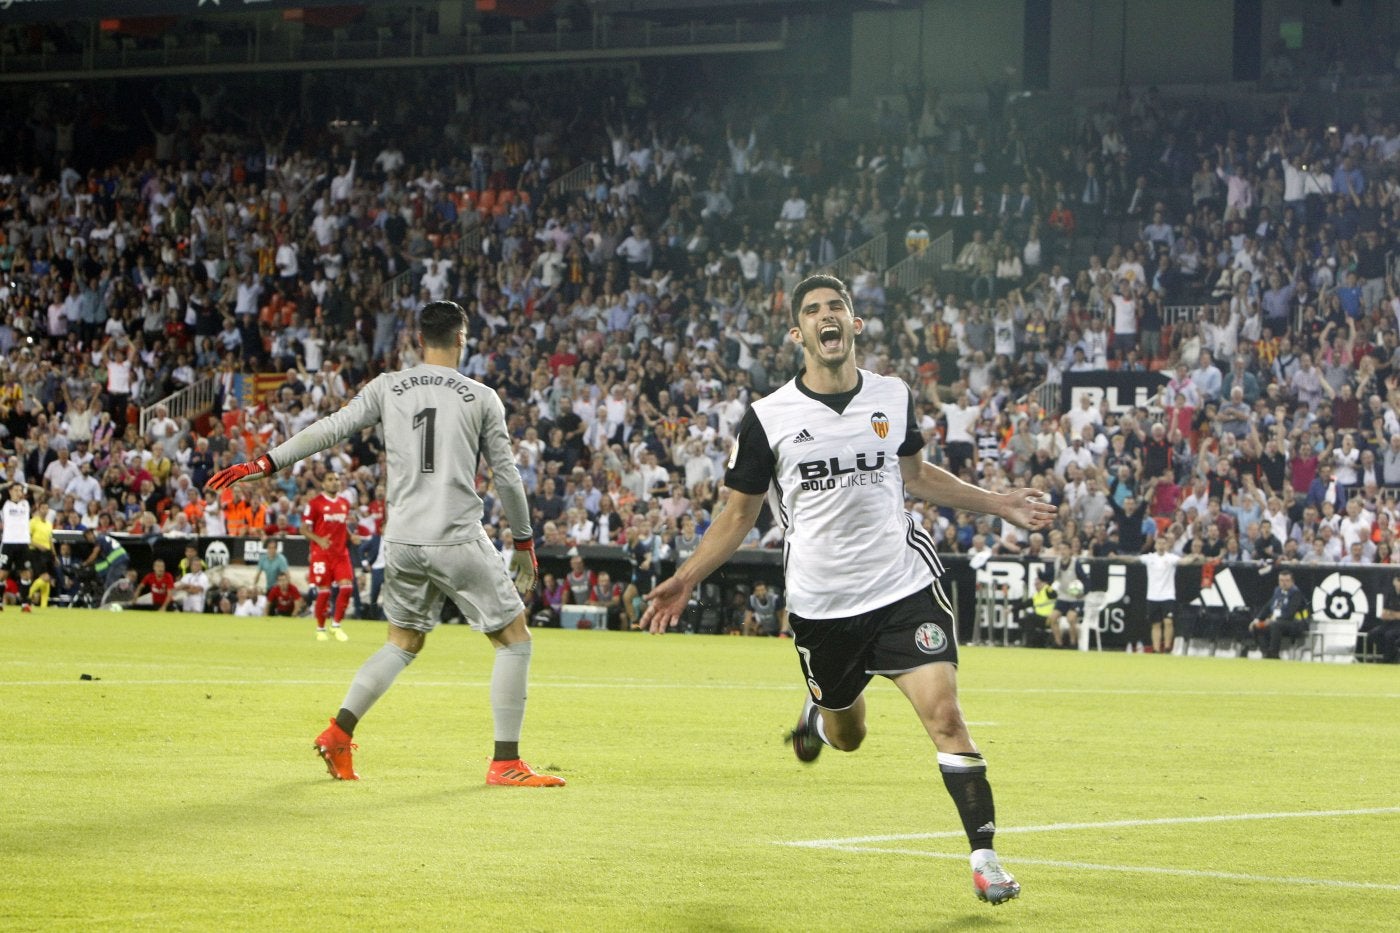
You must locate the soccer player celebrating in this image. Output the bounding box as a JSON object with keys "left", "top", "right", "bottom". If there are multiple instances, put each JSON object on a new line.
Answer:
{"left": 303, "top": 472, "right": 355, "bottom": 641}
{"left": 643, "top": 275, "right": 1054, "bottom": 905}
{"left": 207, "top": 300, "right": 562, "bottom": 788}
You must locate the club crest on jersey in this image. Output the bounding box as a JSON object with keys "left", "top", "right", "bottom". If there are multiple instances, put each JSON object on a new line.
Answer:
{"left": 870, "top": 411, "right": 889, "bottom": 439}
{"left": 914, "top": 622, "right": 947, "bottom": 655}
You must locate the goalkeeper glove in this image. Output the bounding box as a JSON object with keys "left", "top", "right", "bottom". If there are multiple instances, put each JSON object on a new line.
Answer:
{"left": 206, "top": 454, "right": 276, "bottom": 491}
{"left": 510, "top": 537, "right": 538, "bottom": 596}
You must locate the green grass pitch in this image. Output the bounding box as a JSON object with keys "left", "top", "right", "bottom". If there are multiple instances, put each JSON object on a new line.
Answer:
{"left": 2, "top": 609, "right": 1398, "bottom": 931}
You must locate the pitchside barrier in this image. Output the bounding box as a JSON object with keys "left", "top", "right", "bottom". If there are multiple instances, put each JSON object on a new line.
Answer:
{"left": 55, "top": 534, "right": 1390, "bottom": 659}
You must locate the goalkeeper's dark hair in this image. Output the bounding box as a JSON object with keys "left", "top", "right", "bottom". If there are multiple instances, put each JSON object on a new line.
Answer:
{"left": 418, "top": 300, "right": 467, "bottom": 348}
{"left": 789, "top": 274, "right": 853, "bottom": 325}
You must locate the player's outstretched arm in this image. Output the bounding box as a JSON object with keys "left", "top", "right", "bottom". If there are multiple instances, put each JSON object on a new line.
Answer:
{"left": 642, "top": 488, "right": 764, "bottom": 634}
{"left": 899, "top": 455, "right": 1056, "bottom": 531}
{"left": 205, "top": 380, "right": 384, "bottom": 492}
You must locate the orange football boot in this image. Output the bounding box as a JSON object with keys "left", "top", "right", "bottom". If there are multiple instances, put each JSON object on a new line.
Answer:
{"left": 313, "top": 718, "right": 360, "bottom": 780}
{"left": 486, "top": 758, "right": 565, "bottom": 787}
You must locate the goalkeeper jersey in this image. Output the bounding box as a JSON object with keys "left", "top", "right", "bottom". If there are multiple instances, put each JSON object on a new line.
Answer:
{"left": 269, "top": 364, "right": 530, "bottom": 547}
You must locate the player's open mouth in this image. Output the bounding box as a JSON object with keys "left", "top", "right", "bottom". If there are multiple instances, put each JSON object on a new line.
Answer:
{"left": 818, "top": 324, "right": 842, "bottom": 350}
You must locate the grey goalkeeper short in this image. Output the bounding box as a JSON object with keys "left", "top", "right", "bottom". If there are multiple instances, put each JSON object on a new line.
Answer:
{"left": 381, "top": 536, "right": 525, "bottom": 634}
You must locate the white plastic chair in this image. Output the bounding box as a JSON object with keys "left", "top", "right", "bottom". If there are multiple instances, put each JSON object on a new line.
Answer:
{"left": 1078, "top": 592, "right": 1106, "bottom": 651}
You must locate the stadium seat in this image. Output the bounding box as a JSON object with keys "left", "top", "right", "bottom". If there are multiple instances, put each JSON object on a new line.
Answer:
{"left": 1303, "top": 617, "right": 1365, "bottom": 664}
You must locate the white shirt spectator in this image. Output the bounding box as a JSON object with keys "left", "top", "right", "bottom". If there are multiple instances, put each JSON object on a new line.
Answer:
{"left": 941, "top": 401, "right": 981, "bottom": 444}
{"left": 1338, "top": 513, "right": 1371, "bottom": 549}
{"left": 235, "top": 278, "right": 263, "bottom": 317}
{"left": 1332, "top": 446, "right": 1360, "bottom": 486}
{"left": 64, "top": 471, "right": 103, "bottom": 506}
{"left": 374, "top": 146, "right": 405, "bottom": 175}
{"left": 43, "top": 457, "right": 81, "bottom": 493}
{"left": 173, "top": 569, "right": 211, "bottom": 614}
{"left": 275, "top": 242, "right": 299, "bottom": 278}
{"left": 1055, "top": 441, "right": 1095, "bottom": 477}
{"left": 1066, "top": 401, "right": 1102, "bottom": 438}
{"left": 330, "top": 158, "right": 356, "bottom": 202}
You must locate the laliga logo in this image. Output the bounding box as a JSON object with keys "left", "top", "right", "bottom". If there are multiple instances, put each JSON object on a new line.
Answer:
{"left": 204, "top": 540, "right": 231, "bottom": 569}
{"left": 1312, "top": 572, "right": 1367, "bottom": 624}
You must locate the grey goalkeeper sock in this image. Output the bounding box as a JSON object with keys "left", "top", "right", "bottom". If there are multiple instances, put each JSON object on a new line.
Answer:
{"left": 340, "top": 644, "right": 416, "bottom": 721}
{"left": 490, "top": 640, "right": 532, "bottom": 743}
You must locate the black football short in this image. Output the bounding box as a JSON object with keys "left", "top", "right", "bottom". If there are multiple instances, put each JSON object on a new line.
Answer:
{"left": 1146, "top": 599, "right": 1175, "bottom": 623}
{"left": 788, "top": 585, "right": 958, "bottom": 710}
{"left": 1, "top": 542, "right": 32, "bottom": 573}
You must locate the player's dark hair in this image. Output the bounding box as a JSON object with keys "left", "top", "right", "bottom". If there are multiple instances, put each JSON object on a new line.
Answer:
{"left": 418, "top": 300, "right": 467, "bottom": 349}
{"left": 789, "top": 274, "right": 853, "bottom": 325}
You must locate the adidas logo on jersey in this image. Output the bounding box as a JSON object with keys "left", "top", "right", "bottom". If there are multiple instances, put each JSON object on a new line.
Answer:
{"left": 793, "top": 429, "right": 815, "bottom": 444}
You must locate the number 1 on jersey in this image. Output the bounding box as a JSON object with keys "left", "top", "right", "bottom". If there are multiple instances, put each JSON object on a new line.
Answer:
{"left": 412, "top": 407, "right": 437, "bottom": 473}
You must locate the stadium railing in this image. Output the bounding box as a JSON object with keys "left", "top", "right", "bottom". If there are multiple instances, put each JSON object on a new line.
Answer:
{"left": 139, "top": 375, "right": 217, "bottom": 439}
{"left": 817, "top": 232, "right": 888, "bottom": 285}
{"left": 1162, "top": 304, "right": 1205, "bottom": 325}
{"left": 379, "top": 267, "right": 419, "bottom": 307}
{"left": 548, "top": 162, "right": 597, "bottom": 201}
{"left": 884, "top": 229, "right": 953, "bottom": 295}
{"left": 1019, "top": 378, "right": 1061, "bottom": 417}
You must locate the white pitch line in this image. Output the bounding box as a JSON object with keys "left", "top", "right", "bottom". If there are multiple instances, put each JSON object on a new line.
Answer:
{"left": 779, "top": 806, "right": 1400, "bottom": 847}
{"left": 789, "top": 847, "right": 1400, "bottom": 893}
{"left": 0, "top": 676, "right": 1397, "bottom": 700}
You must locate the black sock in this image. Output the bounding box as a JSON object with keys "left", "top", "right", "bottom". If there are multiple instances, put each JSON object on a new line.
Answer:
{"left": 335, "top": 709, "right": 359, "bottom": 737}
{"left": 493, "top": 740, "right": 519, "bottom": 761}
{"left": 939, "top": 751, "right": 996, "bottom": 852}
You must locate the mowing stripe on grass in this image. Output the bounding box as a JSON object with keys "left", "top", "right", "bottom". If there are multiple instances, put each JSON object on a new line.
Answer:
{"left": 787, "top": 847, "right": 1400, "bottom": 892}
{"left": 780, "top": 806, "right": 1400, "bottom": 847}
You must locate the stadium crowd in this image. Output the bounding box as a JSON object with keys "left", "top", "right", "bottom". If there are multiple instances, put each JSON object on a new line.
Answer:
{"left": 4, "top": 63, "right": 1400, "bottom": 627}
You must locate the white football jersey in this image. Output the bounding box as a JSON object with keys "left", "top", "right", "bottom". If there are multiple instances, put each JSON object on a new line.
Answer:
{"left": 726, "top": 369, "right": 940, "bottom": 618}
{"left": 2, "top": 498, "right": 31, "bottom": 545}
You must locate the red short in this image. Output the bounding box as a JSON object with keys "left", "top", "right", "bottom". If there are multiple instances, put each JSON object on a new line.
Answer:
{"left": 308, "top": 549, "right": 354, "bottom": 587}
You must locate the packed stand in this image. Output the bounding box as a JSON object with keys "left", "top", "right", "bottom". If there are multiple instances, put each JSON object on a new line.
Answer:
{"left": 3, "top": 67, "right": 1400, "bottom": 623}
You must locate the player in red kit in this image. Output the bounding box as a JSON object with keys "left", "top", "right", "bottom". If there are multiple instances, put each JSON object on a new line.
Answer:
{"left": 267, "top": 571, "right": 304, "bottom": 617}
{"left": 304, "top": 472, "right": 355, "bottom": 641}
{"left": 134, "top": 558, "right": 176, "bottom": 610}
